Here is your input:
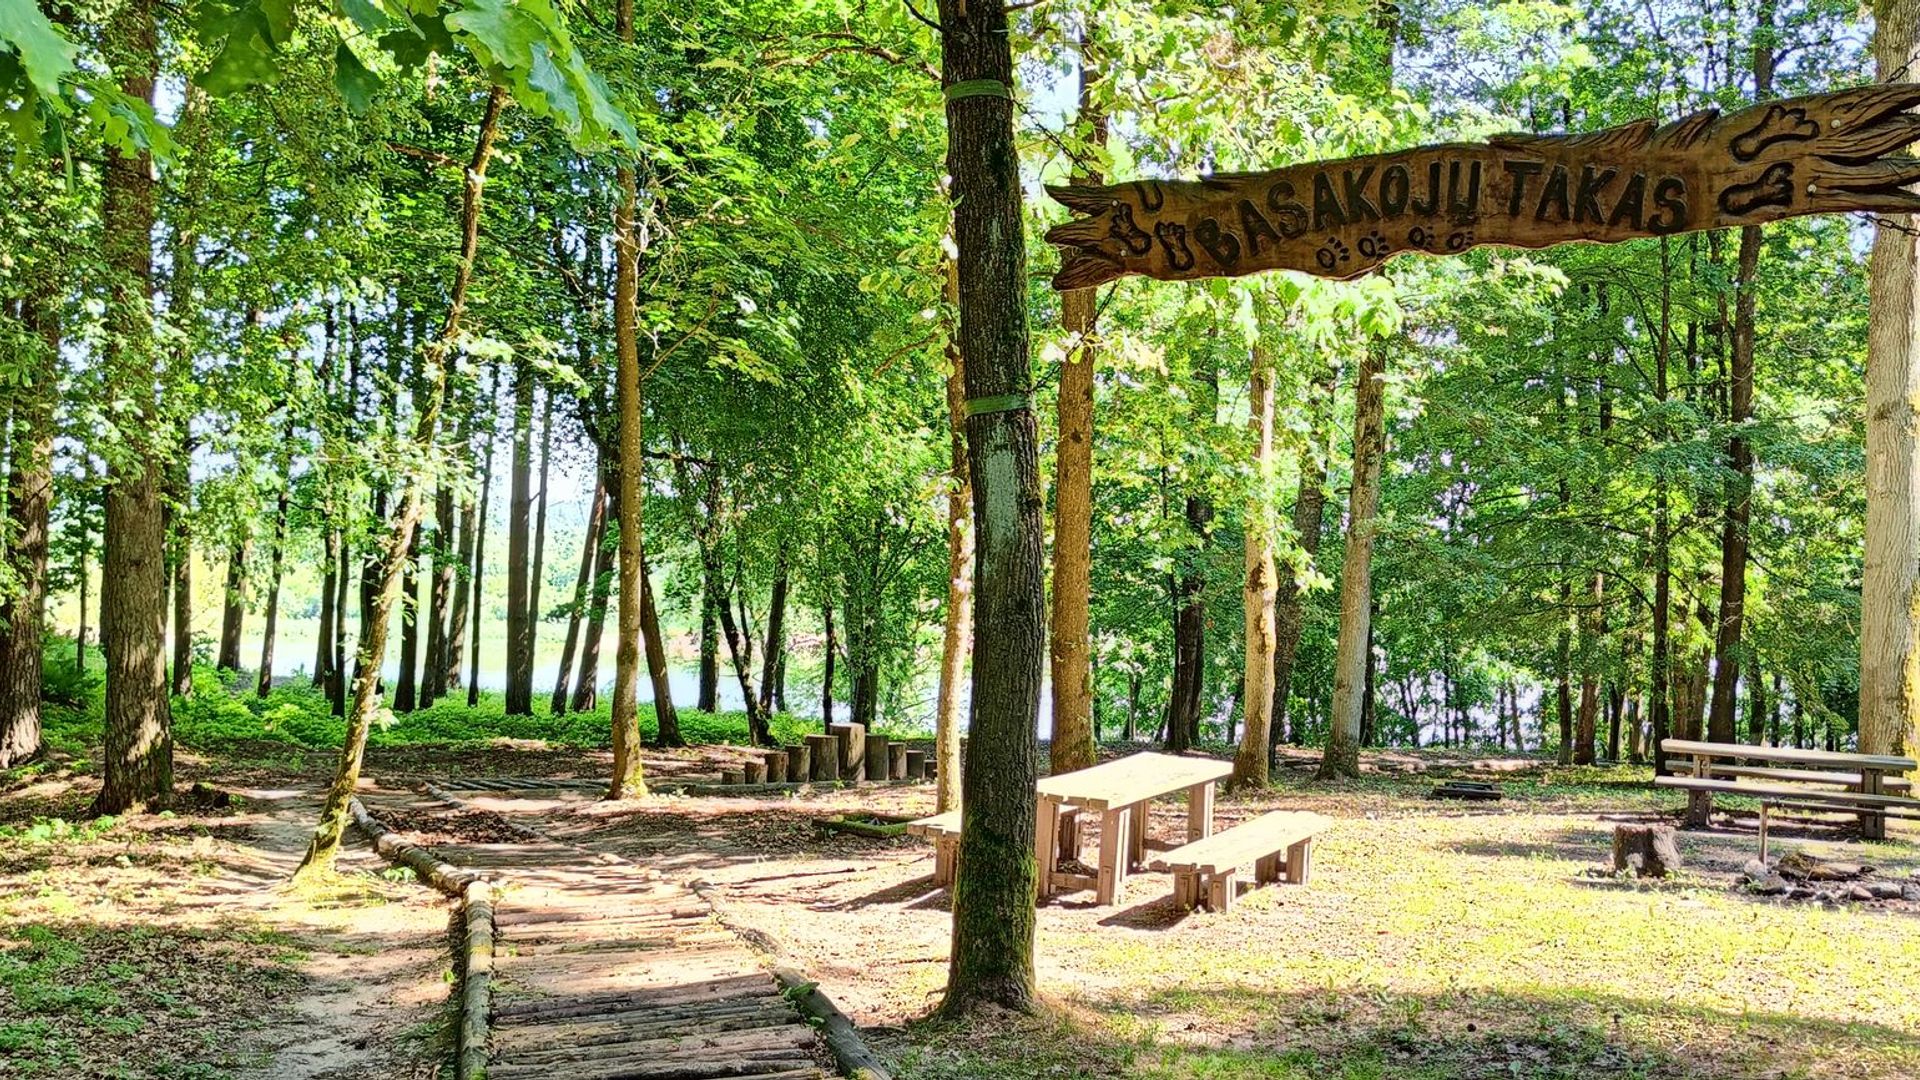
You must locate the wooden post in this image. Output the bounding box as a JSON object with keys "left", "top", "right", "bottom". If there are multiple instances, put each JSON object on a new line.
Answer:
{"left": 1096, "top": 806, "right": 1130, "bottom": 905}
{"left": 744, "top": 759, "right": 767, "bottom": 785}
{"left": 865, "top": 736, "right": 890, "bottom": 781}
{"left": 1034, "top": 795, "right": 1059, "bottom": 900}
{"left": 906, "top": 749, "right": 927, "bottom": 780}
{"left": 830, "top": 722, "right": 864, "bottom": 780}
{"left": 721, "top": 768, "right": 744, "bottom": 786}
{"left": 1686, "top": 753, "right": 1713, "bottom": 827}
{"left": 1208, "top": 868, "right": 1236, "bottom": 912}
{"left": 1285, "top": 838, "right": 1313, "bottom": 885}
{"left": 806, "top": 734, "right": 839, "bottom": 782}
{"left": 786, "top": 743, "right": 810, "bottom": 783}
{"left": 1129, "top": 799, "right": 1148, "bottom": 867}
{"left": 763, "top": 750, "right": 788, "bottom": 784}
{"left": 889, "top": 741, "right": 908, "bottom": 780}
{"left": 1187, "top": 781, "right": 1214, "bottom": 842}
{"left": 1861, "top": 768, "right": 1887, "bottom": 840}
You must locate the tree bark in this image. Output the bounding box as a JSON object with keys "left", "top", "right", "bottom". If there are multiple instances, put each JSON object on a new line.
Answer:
{"left": 937, "top": 0, "right": 1041, "bottom": 1017}
{"left": 608, "top": 0, "right": 650, "bottom": 794}
{"left": 255, "top": 450, "right": 293, "bottom": 697}
{"left": 299, "top": 83, "right": 507, "bottom": 877}
{"left": 530, "top": 389, "right": 552, "bottom": 663}
{"left": 552, "top": 471, "right": 605, "bottom": 716}
{"left": 1048, "top": 31, "right": 1105, "bottom": 778}
{"left": 1270, "top": 365, "right": 1332, "bottom": 759}
{"left": 393, "top": 526, "right": 421, "bottom": 713}
{"left": 821, "top": 595, "right": 836, "bottom": 730}
{"left": 217, "top": 539, "right": 248, "bottom": 672}
{"left": 93, "top": 0, "right": 172, "bottom": 815}
{"left": 571, "top": 472, "right": 614, "bottom": 713}
{"left": 167, "top": 473, "right": 193, "bottom": 698}
{"left": 0, "top": 300, "right": 56, "bottom": 767}
{"left": 1321, "top": 342, "right": 1387, "bottom": 780}
{"left": 1167, "top": 351, "right": 1216, "bottom": 753}
{"left": 505, "top": 361, "right": 535, "bottom": 716}
{"left": 314, "top": 531, "right": 337, "bottom": 690}
{"left": 422, "top": 482, "right": 454, "bottom": 706}
{"left": 1232, "top": 344, "right": 1278, "bottom": 790}
{"left": 697, "top": 568, "right": 720, "bottom": 712}
{"left": 640, "top": 543, "right": 681, "bottom": 746}
{"left": 444, "top": 441, "right": 476, "bottom": 693}
{"left": 467, "top": 375, "right": 498, "bottom": 708}
{"left": 759, "top": 552, "right": 789, "bottom": 716}
{"left": 1651, "top": 240, "right": 1675, "bottom": 774}
{"left": 935, "top": 270, "right": 973, "bottom": 814}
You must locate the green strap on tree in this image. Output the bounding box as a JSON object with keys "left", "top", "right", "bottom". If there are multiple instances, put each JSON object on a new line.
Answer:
{"left": 944, "top": 79, "right": 1013, "bottom": 102}
{"left": 965, "top": 393, "right": 1031, "bottom": 417}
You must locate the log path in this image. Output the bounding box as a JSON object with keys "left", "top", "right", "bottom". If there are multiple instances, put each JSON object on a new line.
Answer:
{"left": 357, "top": 782, "right": 834, "bottom": 1080}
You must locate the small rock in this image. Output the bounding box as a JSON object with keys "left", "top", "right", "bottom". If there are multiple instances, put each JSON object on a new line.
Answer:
{"left": 1742, "top": 859, "right": 1772, "bottom": 883}
{"left": 1868, "top": 882, "right": 1904, "bottom": 900}
{"left": 1788, "top": 885, "right": 1818, "bottom": 900}
{"left": 1903, "top": 884, "right": 1920, "bottom": 902}
{"left": 1814, "top": 890, "right": 1840, "bottom": 904}
{"left": 1751, "top": 876, "right": 1791, "bottom": 896}
{"left": 1909, "top": 868, "right": 1920, "bottom": 881}
{"left": 1848, "top": 885, "right": 1875, "bottom": 902}
{"left": 1809, "top": 862, "right": 1865, "bottom": 882}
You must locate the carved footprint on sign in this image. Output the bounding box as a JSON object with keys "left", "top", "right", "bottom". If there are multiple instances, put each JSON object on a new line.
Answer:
{"left": 1316, "top": 236, "right": 1351, "bottom": 271}
{"left": 1721, "top": 162, "right": 1796, "bottom": 216}
{"left": 1445, "top": 229, "right": 1475, "bottom": 252}
{"left": 1109, "top": 201, "right": 1152, "bottom": 256}
{"left": 1358, "top": 230, "right": 1392, "bottom": 259}
{"left": 1154, "top": 221, "right": 1196, "bottom": 271}
{"left": 1406, "top": 226, "right": 1438, "bottom": 252}
{"left": 1729, "top": 104, "right": 1820, "bottom": 162}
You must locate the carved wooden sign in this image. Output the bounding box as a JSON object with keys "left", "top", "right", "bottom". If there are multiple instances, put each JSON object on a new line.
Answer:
{"left": 1046, "top": 84, "right": 1920, "bottom": 289}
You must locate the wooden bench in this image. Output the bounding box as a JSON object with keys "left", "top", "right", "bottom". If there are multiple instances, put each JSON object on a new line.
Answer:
{"left": 1662, "top": 763, "right": 1912, "bottom": 792}
{"left": 1148, "top": 810, "right": 1331, "bottom": 913}
{"left": 1659, "top": 739, "right": 1918, "bottom": 839}
{"left": 907, "top": 807, "right": 1082, "bottom": 889}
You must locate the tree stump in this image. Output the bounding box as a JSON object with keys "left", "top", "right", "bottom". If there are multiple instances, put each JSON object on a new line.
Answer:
{"left": 1612, "top": 823, "right": 1682, "bottom": 878}
{"left": 786, "top": 743, "right": 811, "bottom": 783}
{"left": 721, "top": 768, "right": 745, "bottom": 786}
{"left": 806, "top": 734, "right": 839, "bottom": 782}
{"left": 865, "top": 737, "right": 890, "bottom": 781}
{"left": 829, "top": 722, "right": 865, "bottom": 779}
{"left": 744, "top": 759, "right": 767, "bottom": 785}
{"left": 763, "top": 750, "right": 788, "bottom": 784}
{"left": 889, "top": 742, "right": 908, "bottom": 780}
{"left": 905, "top": 749, "right": 926, "bottom": 780}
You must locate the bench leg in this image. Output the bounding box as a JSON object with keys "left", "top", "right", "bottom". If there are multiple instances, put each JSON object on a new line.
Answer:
{"left": 1684, "top": 790, "right": 1713, "bottom": 828}
{"left": 1057, "top": 808, "right": 1081, "bottom": 866}
{"left": 1861, "top": 769, "right": 1887, "bottom": 840}
{"left": 1208, "top": 869, "right": 1236, "bottom": 913}
{"left": 1758, "top": 804, "right": 1769, "bottom": 864}
{"left": 1285, "top": 838, "right": 1313, "bottom": 885}
{"left": 1187, "top": 782, "right": 1214, "bottom": 843}
{"left": 1173, "top": 871, "right": 1200, "bottom": 911}
{"left": 1097, "top": 808, "right": 1131, "bottom": 905}
{"left": 1254, "top": 854, "right": 1279, "bottom": 885}
{"left": 1131, "top": 801, "right": 1149, "bottom": 867}
{"left": 1035, "top": 796, "right": 1059, "bottom": 900}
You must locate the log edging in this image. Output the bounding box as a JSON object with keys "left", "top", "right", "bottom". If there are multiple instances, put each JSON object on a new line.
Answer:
{"left": 348, "top": 796, "right": 495, "bottom": 1080}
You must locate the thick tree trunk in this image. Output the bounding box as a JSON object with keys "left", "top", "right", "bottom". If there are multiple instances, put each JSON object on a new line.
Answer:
{"left": 608, "top": 0, "right": 650, "bottom": 794}
{"left": 937, "top": 0, "right": 1041, "bottom": 1017}
{"left": 759, "top": 553, "right": 789, "bottom": 716}
{"left": 1167, "top": 351, "right": 1216, "bottom": 753}
{"left": 0, "top": 300, "right": 56, "bottom": 767}
{"left": 1270, "top": 366, "right": 1332, "bottom": 759}
{"left": 1232, "top": 346, "right": 1278, "bottom": 790}
{"left": 217, "top": 539, "right": 247, "bottom": 672}
{"left": 552, "top": 472, "right": 605, "bottom": 716}
{"left": 640, "top": 544, "right": 681, "bottom": 746}
{"left": 1048, "top": 33, "right": 1105, "bottom": 778}
{"left": 299, "top": 84, "right": 505, "bottom": 877}
{"left": 505, "top": 361, "right": 535, "bottom": 716}
{"left": 697, "top": 569, "right": 720, "bottom": 712}
{"left": 1321, "top": 343, "right": 1387, "bottom": 779}
{"left": 935, "top": 286, "right": 973, "bottom": 814}
{"left": 93, "top": 0, "right": 172, "bottom": 815}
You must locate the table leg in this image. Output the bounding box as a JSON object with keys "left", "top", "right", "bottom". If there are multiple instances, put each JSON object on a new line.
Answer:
{"left": 1130, "top": 801, "right": 1148, "bottom": 867}
{"left": 1097, "top": 807, "right": 1130, "bottom": 906}
{"left": 1187, "top": 782, "right": 1214, "bottom": 843}
{"left": 1685, "top": 754, "right": 1712, "bottom": 827}
{"left": 1861, "top": 769, "right": 1886, "bottom": 841}
{"left": 1034, "top": 796, "right": 1059, "bottom": 901}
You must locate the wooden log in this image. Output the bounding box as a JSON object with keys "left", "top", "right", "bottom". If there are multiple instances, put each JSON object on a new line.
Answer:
{"left": 889, "top": 741, "right": 907, "bottom": 780}
{"left": 865, "top": 736, "right": 891, "bottom": 781}
{"left": 807, "top": 734, "right": 839, "bottom": 782}
{"left": 460, "top": 880, "right": 493, "bottom": 1080}
{"left": 721, "top": 768, "right": 744, "bottom": 786}
{"left": 772, "top": 965, "right": 893, "bottom": 1080}
{"left": 744, "top": 759, "right": 767, "bottom": 785}
{"left": 829, "top": 722, "right": 866, "bottom": 778}
{"left": 786, "top": 743, "right": 810, "bottom": 782}
{"left": 764, "top": 750, "right": 788, "bottom": 784}
{"left": 905, "top": 749, "right": 926, "bottom": 780}
{"left": 1611, "top": 823, "right": 1682, "bottom": 878}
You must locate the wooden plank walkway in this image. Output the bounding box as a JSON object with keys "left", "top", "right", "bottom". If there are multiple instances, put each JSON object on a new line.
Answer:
{"left": 357, "top": 786, "right": 833, "bottom": 1080}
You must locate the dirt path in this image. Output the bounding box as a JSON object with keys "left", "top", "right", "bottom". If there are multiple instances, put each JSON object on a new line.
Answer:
{"left": 356, "top": 781, "right": 835, "bottom": 1080}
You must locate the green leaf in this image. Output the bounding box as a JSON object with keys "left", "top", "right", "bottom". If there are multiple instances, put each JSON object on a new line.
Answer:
{"left": 198, "top": 27, "right": 280, "bottom": 94}
{"left": 445, "top": 0, "right": 537, "bottom": 73}
{"left": 523, "top": 41, "right": 580, "bottom": 129}
{"left": 336, "top": 0, "right": 392, "bottom": 33}
{"left": 0, "top": 0, "right": 80, "bottom": 102}
{"left": 333, "top": 41, "right": 380, "bottom": 113}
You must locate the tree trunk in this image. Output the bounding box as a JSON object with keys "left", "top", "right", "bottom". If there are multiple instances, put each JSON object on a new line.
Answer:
{"left": 641, "top": 544, "right": 681, "bottom": 746}
{"left": 299, "top": 83, "right": 506, "bottom": 878}
{"left": 314, "top": 533, "right": 337, "bottom": 689}
{"left": 608, "top": 0, "right": 650, "bottom": 794}
{"left": 937, "top": 0, "right": 1042, "bottom": 1017}
{"left": 217, "top": 539, "right": 247, "bottom": 672}
{"left": 393, "top": 526, "right": 421, "bottom": 712}
{"left": 1321, "top": 342, "right": 1387, "bottom": 780}
{"left": 1232, "top": 345, "right": 1278, "bottom": 790}
{"left": 168, "top": 475, "right": 193, "bottom": 698}
{"left": 1271, "top": 365, "right": 1332, "bottom": 759}
{"left": 551, "top": 472, "right": 605, "bottom": 716}
{"left": 1555, "top": 603, "right": 1575, "bottom": 765}
{"left": 444, "top": 450, "right": 476, "bottom": 693}
{"left": 421, "top": 483, "right": 454, "bottom": 706}
{"left": 1048, "top": 31, "right": 1105, "bottom": 778}
{"left": 255, "top": 458, "right": 292, "bottom": 698}
{"left": 1167, "top": 350, "right": 1217, "bottom": 754}
{"left": 821, "top": 596, "right": 836, "bottom": 730}
{"left": 697, "top": 567, "right": 720, "bottom": 712}
{"left": 759, "top": 553, "right": 789, "bottom": 716}
{"left": 505, "top": 361, "right": 535, "bottom": 716}
{"left": 0, "top": 300, "right": 56, "bottom": 767}
{"left": 1575, "top": 574, "right": 1602, "bottom": 766}
{"left": 93, "top": 0, "right": 172, "bottom": 816}
{"left": 466, "top": 379, "right": 497, "bottom": 709}
{"left": 331, "top": 529, "right": 349, "bottom": 715}
{"left": 935, "top": 277, "right": 973, "bottom": 814}
{"left": 571, "top": 473, "right": 614, "bottom": 713}
{"left": 1650, "top": 241, "right": 1675, "bottom": 774}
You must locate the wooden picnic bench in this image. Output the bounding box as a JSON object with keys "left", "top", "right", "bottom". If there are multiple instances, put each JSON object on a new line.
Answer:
{"left": 1655, "top": 738, "right": 1920, "bottom": 842}
{"left": 906, "top": 806, "right": 1083, "bottom": 889}
{"left": 1148, "top": 810, "right": 1331, "bottom": 912}
{"left": 1036, "top": 751, "right": 1234, "bottom": 905}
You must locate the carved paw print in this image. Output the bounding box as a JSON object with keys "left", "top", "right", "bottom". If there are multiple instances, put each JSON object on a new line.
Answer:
{"left": 1445, "top": 229, "right": 1475, "bottom": 252}
{"left": 1406, "top": 226, "right": 1438, "bottom": 252}
{"left": 1357, "top": 230, "right": 1392, "bottom": 259}
{"left": 1315, "top": 236, "right": 1351, "bottom": 271}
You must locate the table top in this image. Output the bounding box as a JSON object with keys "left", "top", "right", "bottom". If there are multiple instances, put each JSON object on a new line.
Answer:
{"left": 1037, "top": 751, "right": 1234, "bottom": 810}
{"left": 1661, "top": 738, "right": 1916, "bottom": 771}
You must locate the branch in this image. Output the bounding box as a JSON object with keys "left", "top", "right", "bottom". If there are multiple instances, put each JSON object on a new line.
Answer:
{"left": 642, "top": 295, "right": 724, "bottom": 381}
{"left": 385, "top": 141, "right": 462, "bottom": 171}
{"left": 902, "top": 0, "right": 939, "bottom": 32}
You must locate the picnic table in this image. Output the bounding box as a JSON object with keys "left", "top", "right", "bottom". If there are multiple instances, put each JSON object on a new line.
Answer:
{"left": 1035, "top": 751, "right": 1233, "bottom": 905}
{"left": 1656, "top": 738, "right": 1919, "bottom": 841}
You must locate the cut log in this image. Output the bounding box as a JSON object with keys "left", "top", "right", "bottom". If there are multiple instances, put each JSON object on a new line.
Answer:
{"left": 764, "top": 750, "right": 788, "bottom": 784}
{"left": 786, "top": 743, "right": 810, "bottom": 782}
{"left": 888, "top": 741, "right": 907, "bottom": 780}
{"left": 905, "top": 749, "right": 925, "bottom": 780}
{"left": 829, "top": 722, "right": 865, "bottom": 778}
{"left": 1611, "top": 823, "right": 1682, "bottom": 878}
{"left": 806, "top": 734, "right": 840, "bottom": 782}
{"left": 744, "top": 759, "right": 767, "bottom": 785}
{"left": 721, "top": 768, "right": 744, "bottom": 786}
{"left": 865, "top": 736, "right": 890, "bottom": 781}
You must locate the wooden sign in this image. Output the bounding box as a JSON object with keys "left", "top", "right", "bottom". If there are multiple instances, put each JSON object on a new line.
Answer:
{"left": 1046, "top": 84, "right": 1920, "bottom": 289}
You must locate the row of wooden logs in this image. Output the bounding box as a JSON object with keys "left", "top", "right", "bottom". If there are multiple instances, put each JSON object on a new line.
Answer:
{"left": 716, "top": 722, "right": 941, "bottom": 787}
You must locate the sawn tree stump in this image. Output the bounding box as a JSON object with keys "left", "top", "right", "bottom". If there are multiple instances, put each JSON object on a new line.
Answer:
{"left": 1612, "top": 823, "right": 1682, "bottom": 878}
